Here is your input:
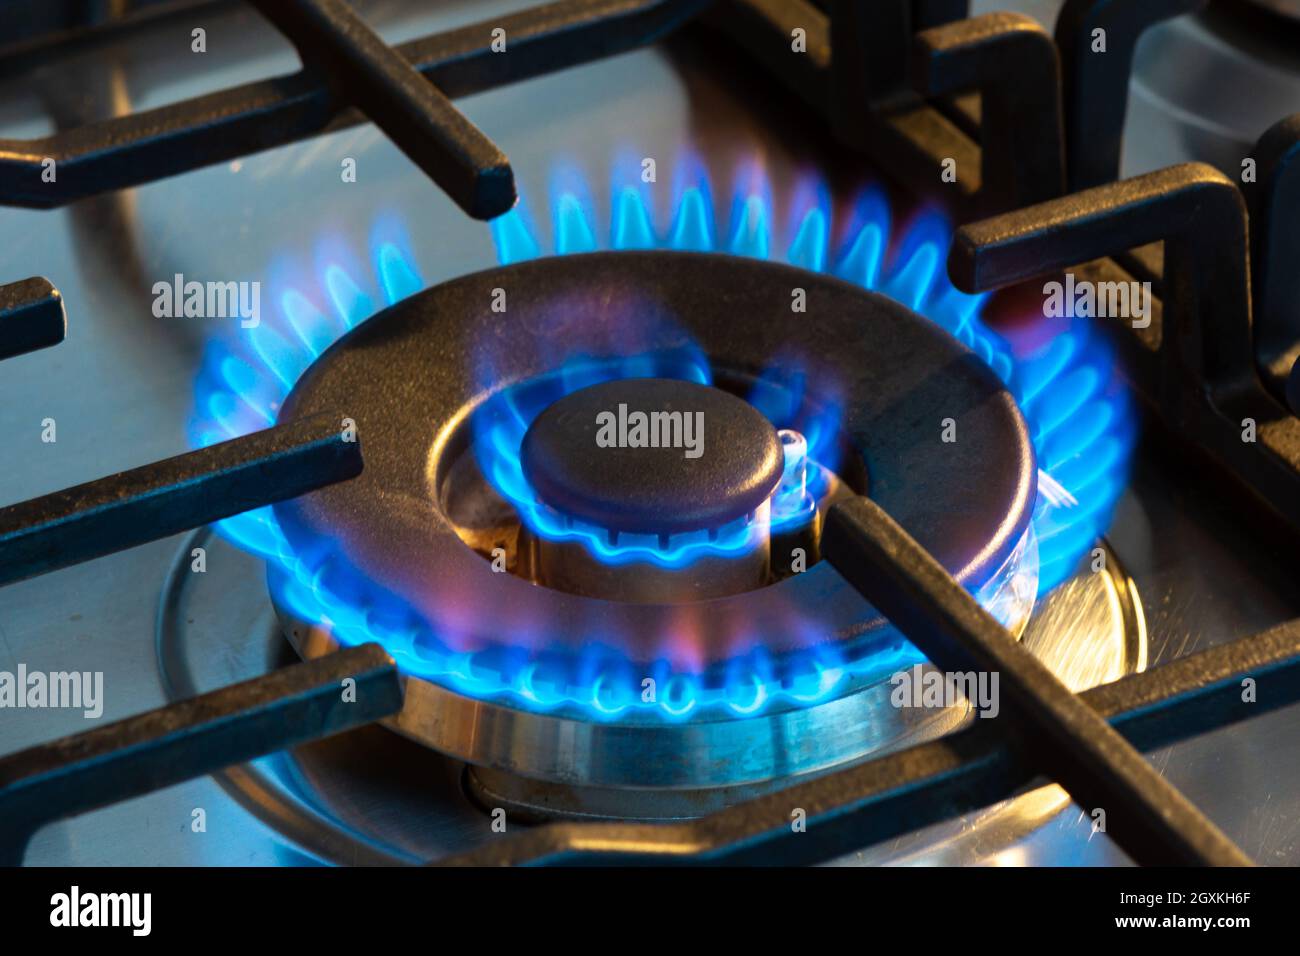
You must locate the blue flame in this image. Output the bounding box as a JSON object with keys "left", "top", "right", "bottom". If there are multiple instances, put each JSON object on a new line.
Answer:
{"left": 189, "top": 157, "right": 1134, "bottom": 722}
{"left": 486, "top": 167, "right": 1129, "bottom": 591}
{"left": 473, "top": 350, "right": 776, "bottom": 568}
{"left": 471, "top": 349, "right": 838, "bottom": 567}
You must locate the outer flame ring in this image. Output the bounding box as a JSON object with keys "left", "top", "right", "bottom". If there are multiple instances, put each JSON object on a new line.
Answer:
{"left": 190, "top": 162, "right": 1134, "bottom": 723}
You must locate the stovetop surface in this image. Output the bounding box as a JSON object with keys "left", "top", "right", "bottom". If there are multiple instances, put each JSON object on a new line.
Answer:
{"left": 1, "top": 0, "right": 1298, "bottom": 866}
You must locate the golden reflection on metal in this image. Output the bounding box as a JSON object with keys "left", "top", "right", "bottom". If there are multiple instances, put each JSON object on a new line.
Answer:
{"left": 1020, "top": 549, "right": 1146, "bottom": 691}
{"left": 568, "top": 829, "right": 706, "bottom": 857}
{"left": 859, "top": 542, "right": 1147, "bottom": 866}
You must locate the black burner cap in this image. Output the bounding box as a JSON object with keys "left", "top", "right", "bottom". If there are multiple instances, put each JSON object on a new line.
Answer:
{"left": 520, "top": 378, "right": 783, "bottom": 536}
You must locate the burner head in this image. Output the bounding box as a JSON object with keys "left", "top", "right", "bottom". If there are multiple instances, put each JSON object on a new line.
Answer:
{"left": 273, "top": 250, "right": 1036, "bottom": 668}
{"left": 521, "top": 377, "right": 783, "bottom": 536}
{"left": 268, "top": 251, "right": 1037, "bottom": 786}
{"left": 518, "top": 377, "right": 787, "bottom": 603}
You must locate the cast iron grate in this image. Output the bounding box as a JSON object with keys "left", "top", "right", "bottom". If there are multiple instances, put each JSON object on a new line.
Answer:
{"left": 0, "top": 0, "right": 1297, "bottom": 867}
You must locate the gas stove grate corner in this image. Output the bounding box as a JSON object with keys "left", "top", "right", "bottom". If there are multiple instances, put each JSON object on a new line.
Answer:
{"left": 0, "top": 274, "right": 402, "bottom": 865}
{"left": 439, "top": 617, "right": 1300, "bottom": 866}
{"left": 0, "top": 0, "right": 712, "bottom": 217}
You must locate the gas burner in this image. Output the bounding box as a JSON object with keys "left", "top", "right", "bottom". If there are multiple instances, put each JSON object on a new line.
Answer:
{"left": 185, "top": 158, "right": 1138, "bottom": 817}
{"left": 267, "top": 250, "right": 1038, "bottom": 790}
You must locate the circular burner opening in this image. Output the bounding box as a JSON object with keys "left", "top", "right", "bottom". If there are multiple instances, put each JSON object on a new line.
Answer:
{"left": 439, "top": 365, "right": 861, "bottom": 604}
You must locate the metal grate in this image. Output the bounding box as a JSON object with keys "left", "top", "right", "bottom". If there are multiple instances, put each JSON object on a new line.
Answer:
{"left": 441, "top": 619, "right": 1300, "bottom": 865}
{"left": 0, "top": 0, "right": 710, "bottom": 215}
{"left": 0, "top": 0, "right": 1298, "bottom": 867}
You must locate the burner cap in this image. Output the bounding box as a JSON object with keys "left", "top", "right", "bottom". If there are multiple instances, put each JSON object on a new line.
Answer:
{"left": 521, "top": 378, "right": 783, "bottom": 535}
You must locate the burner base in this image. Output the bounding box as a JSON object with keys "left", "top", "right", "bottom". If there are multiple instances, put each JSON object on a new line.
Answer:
{"left": 459, "top": 538, "right": 1145, "bottom": 820}
{"left": 463, "top": 764, "right": 802, "bottom": 823}
{"left": 158, "top": 531, "right": 1144, "bottom": 856}
{"left": 277, "top": 599, "right": 963, "bottom": 789}
{"left": 272, "top": 538, "right": 1140, "bottom": 798}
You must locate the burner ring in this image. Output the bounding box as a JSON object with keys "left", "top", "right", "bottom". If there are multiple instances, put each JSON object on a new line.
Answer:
{"left": 268, "top": 251, "right": 1036, "bottom": 743}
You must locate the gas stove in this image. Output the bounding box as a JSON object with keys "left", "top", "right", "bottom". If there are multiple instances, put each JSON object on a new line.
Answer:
{"left": 1, "top": 0, "right": 1298, "bottom": 872}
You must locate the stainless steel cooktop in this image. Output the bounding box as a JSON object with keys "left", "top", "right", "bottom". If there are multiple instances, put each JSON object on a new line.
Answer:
{"left": 1, "top": 0, "right": 1298, "bottom": 867}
